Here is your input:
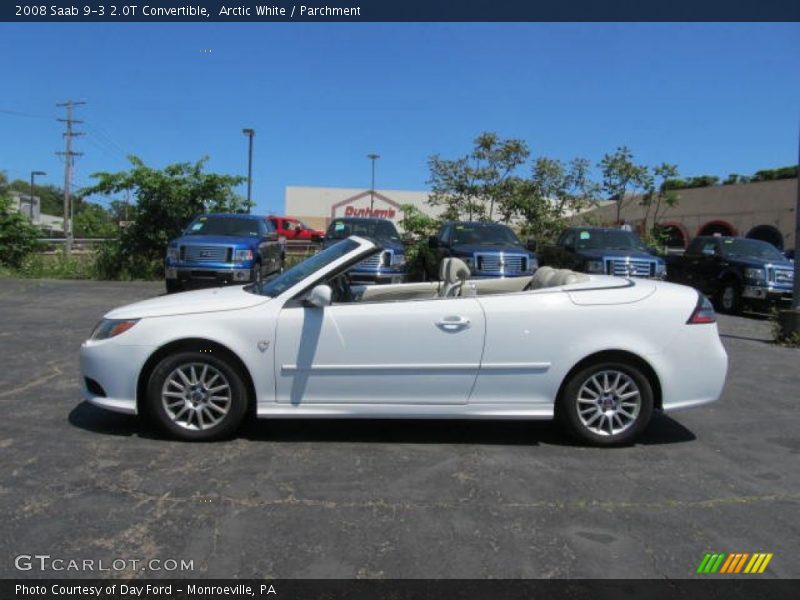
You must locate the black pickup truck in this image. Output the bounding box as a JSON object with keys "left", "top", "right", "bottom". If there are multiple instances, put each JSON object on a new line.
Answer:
{"left": 540, "top": 227, "right": 667, "bottom": 279}
{"left": 428, "top": 221, "right": 538, "bottom": 279}
{"left": 667, "top": 236, "right": 794, "bottom": 314}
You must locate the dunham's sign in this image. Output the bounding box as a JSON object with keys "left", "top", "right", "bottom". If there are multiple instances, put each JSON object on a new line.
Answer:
{"left": 330, "top": 191, "right": 403, "bottom": 223}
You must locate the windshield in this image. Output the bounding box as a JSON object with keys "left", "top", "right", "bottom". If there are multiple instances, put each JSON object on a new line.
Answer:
{"left": 247, "top": 239, "right": 360, "bottom": 297}
{"left": 574, "top": 230, "right": 649, "bottom": 252}
{"left": 327, "top": 219, "right": 400, "bottom": 242}
{"left": 722, "top": 238, "right": 785, "bottom": 261}
{"left": 184, "top": 215, "right": 260, "bottom": 237}
{"left": 452, "top": 224, "right": 521, "bottom": 246}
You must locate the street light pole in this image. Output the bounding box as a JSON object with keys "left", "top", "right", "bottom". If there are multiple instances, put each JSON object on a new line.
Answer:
{"left": 29, "top": 170, "right": 46, "bottom": 220}
{"left": 367, "top": 153, "right": 380, "bottom": 211}
{"left": 242, "top": 128, "right": 255, "bottom": 214}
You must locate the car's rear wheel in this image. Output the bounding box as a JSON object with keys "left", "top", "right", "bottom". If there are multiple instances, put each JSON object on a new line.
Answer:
{"left": 147, "top": 351, "right": 248, "bottom": 441}
{"left": 559, "top": 361, "right": 654, "bottom": 446}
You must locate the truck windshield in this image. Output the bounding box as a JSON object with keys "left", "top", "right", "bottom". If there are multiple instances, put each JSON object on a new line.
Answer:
{"left": 452, "top": 224, "right": 520, "bottom": 246}
{"left": 722, "top": 239, "right": 785, "bottom": 261}
{"left": 575, "top": 230, "right": 648, "bottom": 252}
{"left": 327, "top": 219, "right": 400, "bottom": 242}
{"left": 246, "top": 239, "right": 360, "bottom": 297}
{"left": 184, "top": 215, "right": 259, "bottom": 237}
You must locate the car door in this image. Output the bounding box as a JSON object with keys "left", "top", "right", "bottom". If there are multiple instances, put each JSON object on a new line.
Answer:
{"left": 273, "top": 296, "right": 486, "bottom": 405}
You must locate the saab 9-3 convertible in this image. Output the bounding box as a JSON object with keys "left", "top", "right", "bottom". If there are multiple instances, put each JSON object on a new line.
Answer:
{"left": 80, "top": 236, "right": 727, "bottom": 445}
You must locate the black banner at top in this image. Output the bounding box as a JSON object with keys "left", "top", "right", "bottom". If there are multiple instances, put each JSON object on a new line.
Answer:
{"left": 3, "top": 0, "right": 800, "bottom": 22}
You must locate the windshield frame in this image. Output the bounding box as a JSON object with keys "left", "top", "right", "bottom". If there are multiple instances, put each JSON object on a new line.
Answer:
{"left": 326, "top": 219, "right": 401, "bottom": 242}
{"left": 574, "top": 229, "right": 650, "bottom": 252}
{"left": 721, "top": 238, "right": 786, "bottom": 261}
{"left": 183, "top": 215, "right": 261, "bottom": 238}
{"left": 451, "top": 223, "right": 522, "bottom": 246}
{"left": 245, "top": 237, "right": 373, "bottom": 298}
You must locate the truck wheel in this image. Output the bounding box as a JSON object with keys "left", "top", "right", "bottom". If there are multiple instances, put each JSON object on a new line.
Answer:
{"left": 718, "top": 281, "right": 741, "bottom": 315}
{"left": 251, "top": 261, "right": 263, "bottom": 285}
{"left": 559, "top": 361, "right": 654, "bottom": 446}
{"left": 165, "top": 280, "right": 183, "bottom": 294}
{"left": 147, "top": 351, "right": 249, "bottom": 441}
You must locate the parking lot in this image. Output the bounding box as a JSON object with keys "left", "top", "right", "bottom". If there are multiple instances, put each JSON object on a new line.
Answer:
{"left": 0, "top": 278, "right": 798, "bottom": 579}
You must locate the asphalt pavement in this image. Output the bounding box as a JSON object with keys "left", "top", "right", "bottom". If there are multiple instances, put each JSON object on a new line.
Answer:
{"left": 0, "top": 278, "right": 798, "bottom": 579}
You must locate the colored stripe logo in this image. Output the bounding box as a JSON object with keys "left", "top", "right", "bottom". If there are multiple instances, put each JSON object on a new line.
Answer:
{"left": 697, "top": 552, "right": 773, "bottom": 574}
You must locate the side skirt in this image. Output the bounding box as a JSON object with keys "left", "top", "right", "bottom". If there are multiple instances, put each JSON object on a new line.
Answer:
{"left": 256, "top": 403, "right": 554, "bottom": 420}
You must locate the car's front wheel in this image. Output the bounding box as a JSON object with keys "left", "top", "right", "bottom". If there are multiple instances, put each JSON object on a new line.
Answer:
{"left": 559, "top": 361, "right": 654, "bottom": 446}
{"left": 147, "top": 351, "right": 248, "bottom": 441}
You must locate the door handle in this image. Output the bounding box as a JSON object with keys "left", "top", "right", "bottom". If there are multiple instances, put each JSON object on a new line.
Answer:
{"left": 436, "top": 316, "right": 471, "bottom": 329}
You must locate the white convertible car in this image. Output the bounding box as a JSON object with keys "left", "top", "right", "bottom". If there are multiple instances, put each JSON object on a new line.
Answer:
{"left": 80, "top": 236, "right": 727, "bottom": 445}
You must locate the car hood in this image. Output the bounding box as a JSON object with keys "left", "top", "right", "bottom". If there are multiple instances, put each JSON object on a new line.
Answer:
{"left": 171, "top": 234, "right": 255, "bottom": 246}
{"left": 451, "top": 243, "right": 532, "bottom": 255}
{"left": 105, "top": 285, "right": 269, "bottom": 319}
{"left": 577, "top": 248, "right": 662, "bottom": 262}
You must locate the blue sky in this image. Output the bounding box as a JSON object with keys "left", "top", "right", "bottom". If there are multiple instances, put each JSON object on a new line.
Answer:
{"left": 1, "top": 23, "right": 798, "bottom": 215}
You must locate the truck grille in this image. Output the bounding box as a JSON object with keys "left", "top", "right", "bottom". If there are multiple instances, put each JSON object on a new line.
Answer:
{"left": 605, "top": 258, "right": 654, "bottom": 278}
{"left": 769, "top": 267, "right": 794, "bottom": 286}
{"left": 181, "top": 245, "right": 231, "bottom": 263}
{"left": 358, "top": 250, "right": 391, "bottom": 270}
{"left": 475, "top": 253, "right": 528, "bottom": 274}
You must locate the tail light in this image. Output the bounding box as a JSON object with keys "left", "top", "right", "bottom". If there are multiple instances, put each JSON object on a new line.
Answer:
{"left": 687, "top": 294, "right": 716, "bottom": 324}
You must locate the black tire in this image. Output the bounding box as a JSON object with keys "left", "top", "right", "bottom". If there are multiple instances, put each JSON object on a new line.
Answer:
{"left": 717, "top": 280, "right": 741, "bottom": 315}
{"left": 165, "top": 280, "right": 183, "bottom": 294}
{"left": 559, "top": 360, "right": 654, "bottom": 446}
{"left": 147, "top": 350, "right": 249, "bottom": 441}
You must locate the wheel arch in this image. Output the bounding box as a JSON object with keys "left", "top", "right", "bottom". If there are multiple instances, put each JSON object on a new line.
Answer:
{"left": 136, "top": 338, "right": 257, "bottom": 416}
{"left": 556, "top": 349, "right": 663, "bottom": 412}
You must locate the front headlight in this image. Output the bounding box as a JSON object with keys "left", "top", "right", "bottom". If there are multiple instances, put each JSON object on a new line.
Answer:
{"left": 234, "top": 249, "right": 254, "bottom": 262}
{"left": 463, "top": 256, "right": 476, "bottom": 270}
{"left": 166, "top": 247, "right": 179, "bottom": 261}
{"left": 586, "top": 260, "right": 605, "bottom": 274}
{"left": 529, "top": 256, "right": 539, "bottom": 271}
{"left": 655, "top": 262, "right": 667, "bottom": 277}
{"left": 391, "top": 253, "right": 406, "bottom": 267}
{"left": 90, "top": 319, "right": 140, "bottom": 341}
{"left": 745, "top": 267, "right": 766, "bottom": 282}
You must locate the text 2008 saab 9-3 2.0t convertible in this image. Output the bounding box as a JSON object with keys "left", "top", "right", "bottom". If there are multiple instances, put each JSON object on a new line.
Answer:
{"left": 80, "top": 236, "right": 727, "bottom": 445}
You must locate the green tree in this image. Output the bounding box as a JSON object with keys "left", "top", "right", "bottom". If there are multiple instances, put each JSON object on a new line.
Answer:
{"left": 639, "top": 163, "right": 681, "bottom": 242}
{"left": 399, "top": 204, "right": 440, "bottom": 281}
{"left": 510, "top": 157, "right": 599, "bottom": 241}
{"left": 427, "top": 132, "right": 529, "bottom": 221}
{"left": 599, "top": 146, "right": 651, "bottom": 224}
{"left": 0, "top": 173, "right": 41, "bottom": 269}
{"left": 84, "top": 156, "right": 247, "bottom": 279}
{"left": 73, "top": 203, "right": 117, "bottom": 238}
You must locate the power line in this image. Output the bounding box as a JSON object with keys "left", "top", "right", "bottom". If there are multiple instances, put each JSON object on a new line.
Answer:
{"left": 56, "top": 100, "right": 85, "bottom": 254}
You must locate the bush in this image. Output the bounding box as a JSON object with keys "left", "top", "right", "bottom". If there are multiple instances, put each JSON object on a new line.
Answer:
{"left": 0, "top": 196, "right": 41, "bottom": 268}
{"left": 94, "top": 240, "right": 161, "bottom": 280}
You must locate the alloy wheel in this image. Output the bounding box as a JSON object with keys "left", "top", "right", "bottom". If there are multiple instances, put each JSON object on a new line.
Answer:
{"left": 576, "top": 370, "right": 642, "bottom": 436}
{"left": 161, "top": 363, "right": 232, "bottom": 431}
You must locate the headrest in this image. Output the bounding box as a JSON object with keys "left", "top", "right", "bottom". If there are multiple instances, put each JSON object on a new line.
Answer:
{"left": 442, "top": 257, "right": 471, "bottom": 285}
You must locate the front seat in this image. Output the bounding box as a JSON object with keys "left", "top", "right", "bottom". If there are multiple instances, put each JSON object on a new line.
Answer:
{"left": 439, "top": 257, "right": 471, "bottom": 298}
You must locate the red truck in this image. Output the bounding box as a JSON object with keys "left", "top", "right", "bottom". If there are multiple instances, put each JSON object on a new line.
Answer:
{"left": 267, "top": 216, "right": 325, "bottom": 241}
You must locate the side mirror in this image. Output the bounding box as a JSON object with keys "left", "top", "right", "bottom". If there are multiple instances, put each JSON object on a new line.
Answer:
{"left": 305, "top": 284, "right": 332, "bottom": 308}
{"left": 428, "top": 235, "right": 440, "bottom": 249}
{"left": 526, "top": 238, "right": 537, "bottom": 253}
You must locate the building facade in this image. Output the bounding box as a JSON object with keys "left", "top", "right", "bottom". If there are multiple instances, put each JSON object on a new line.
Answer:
{"left": 284, "top": 186, "right": 443, "bottom": 232}
{"left": 581, "top": 178, "right": 797, "bottom": 251}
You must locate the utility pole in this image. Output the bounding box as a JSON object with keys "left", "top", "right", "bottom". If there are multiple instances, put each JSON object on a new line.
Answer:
{"left": 56, "top": 100, "right": 85, "bottom": 254}
{"left": 367, "top": 153, "right": 380, "bottom": 211}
